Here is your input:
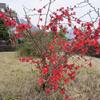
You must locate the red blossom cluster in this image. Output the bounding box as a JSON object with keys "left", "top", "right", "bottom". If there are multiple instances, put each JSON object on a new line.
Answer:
{"left": 16, "top": 23, "right": 31, "bottom": 32}
{"left": 1, "top": 2, "right": 100, "bottom": 100}
{"left": 0, "top": 11, "right": 16, "bottom": 27}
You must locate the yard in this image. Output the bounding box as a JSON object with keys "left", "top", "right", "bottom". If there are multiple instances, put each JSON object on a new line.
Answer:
{"left": 0, "top": 52, "right": 100, "bottom": 100}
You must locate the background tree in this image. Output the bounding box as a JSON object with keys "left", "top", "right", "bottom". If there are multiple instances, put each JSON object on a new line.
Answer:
{"left": 0, "top": 18, "right": 9, "bottom": 40}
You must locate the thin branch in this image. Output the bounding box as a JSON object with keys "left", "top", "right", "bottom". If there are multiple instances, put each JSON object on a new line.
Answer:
{"left": 86, "top": 0, "right": 100, "bottom": 17}
{"left": 45, "top": 0, "right": 52, "bottom": 26}
{"left": 23, "top": 7, "right": 43, "bottom": 55}
{"left": 79, "top": 10, "right": 94, "bottom": 19}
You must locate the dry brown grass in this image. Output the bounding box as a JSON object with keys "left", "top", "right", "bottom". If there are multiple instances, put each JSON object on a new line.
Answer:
{"left": 0, "top": 52, "right": 100, "bottom": 100}
{"left": 0, "top": 52, "right": 34, "bottom": 100}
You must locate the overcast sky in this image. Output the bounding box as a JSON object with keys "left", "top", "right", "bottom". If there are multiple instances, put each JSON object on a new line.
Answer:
{"left": 0, "top": 0, "right": 100, "bottom": 25}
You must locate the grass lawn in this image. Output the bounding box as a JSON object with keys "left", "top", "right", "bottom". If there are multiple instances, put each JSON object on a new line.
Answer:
{"left": 0, "top": 52, "right": 100, "bottom": 100}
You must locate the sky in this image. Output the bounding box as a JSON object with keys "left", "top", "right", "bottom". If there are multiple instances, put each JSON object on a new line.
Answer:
{"left": 0, "top": 0, "right": 100, "bottom": 25}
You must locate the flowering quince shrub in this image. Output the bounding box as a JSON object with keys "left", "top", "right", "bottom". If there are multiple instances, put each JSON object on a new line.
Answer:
{"left": 0, "top": 11, "right": 16, "bottom": 41}
{"left": 0, "top": 11, "right": 16, "bottom": 27}
{"left": 0, "top": 1, "right": 100, "bottom": 99}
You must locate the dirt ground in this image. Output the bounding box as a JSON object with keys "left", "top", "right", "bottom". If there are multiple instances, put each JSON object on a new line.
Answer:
{"left": 0, "top": 52, "right": 100, "bottom": 100}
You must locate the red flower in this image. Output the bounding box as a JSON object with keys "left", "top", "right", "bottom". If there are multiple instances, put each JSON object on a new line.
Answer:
{"left": 65, "top": 96, "right": 72, "bottom": 100}
{"left": 64, "top": 78, "right": 70, "bottom": 84}
{"left": 52, "top": 69, "right": 59, "bottom": 75}
{"left": 62, "top": 28, "right": 67, "bottom": 34}
{"left": 38, "top": 78, "right": 45, "bottom": 86}
{"left": 67, "top": 64, "right": 74, "bottom": 70}
{"left": 45, "top": 88, "right": 51, "bottom": 94}
{"left": 68, "top": 71, "right": 76, "bottom": 79}
{"left": 42, "top": 67, "right": 49, "bottom": 75}
{"left": 51, "top": 26, "right": 57, "bottom": 32}
{"left": 49, "top": 45, "right": 54, "bottom": 51}
{"left": 16, "top": 24, "right": 31, "bottom": 32}
{"left": 53, "top": 83, "right": 59, "bottom": 91}
{"left": 96, "top": 49, "right": 100, "bottom": 54}
{"left": 19, "top": 57, "right": 26, "bottom": 62}
{"left": 65, "top": 96, "right": 69, "bottom": 100}
{"left": 60, "top": 89, "right": 65, "bottom": 95}
{"left": 0, "top": 12, "right": 4, "bottom": 18}
{"left": 38, "top": 9, "right": 42, "bottom": 13}
{"left": 75, "top": 66, "right": 80, "bottom": 70}
{"left": 56, "top": 15, "right": 63, "bottom": 21}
